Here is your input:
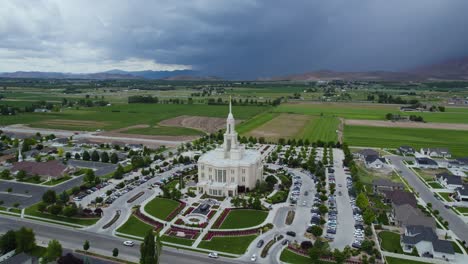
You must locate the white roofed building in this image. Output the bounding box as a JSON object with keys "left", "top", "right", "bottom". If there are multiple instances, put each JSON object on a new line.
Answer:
{"left": 197, "top": 99, "right": 263, "bottom": 197}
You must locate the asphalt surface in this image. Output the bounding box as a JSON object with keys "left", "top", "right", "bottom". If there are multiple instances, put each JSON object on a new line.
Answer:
{"left": 0, "top": 175, "right": 83, "bottom": 208}
{"left": 0, "top": 215, "right": 242, "bottom": 264}
{"left": 388, "top": 156, "right": 468, "bottom": 243}
{"left": 67, "top": 160, "right": 118, "bottom": 177}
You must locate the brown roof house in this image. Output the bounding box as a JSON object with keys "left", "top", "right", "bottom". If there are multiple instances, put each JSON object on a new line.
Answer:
{"left": 382, "top": 190, "right": 418, "bottom": 208}
{"left": 11, "top": 160, "right": 73, "bottom": 181}
{"left": 373, "top": 179, "right": 405, "bottom": 194}
{"left": 391, "top": 204, "right": 435, "bottom": 229}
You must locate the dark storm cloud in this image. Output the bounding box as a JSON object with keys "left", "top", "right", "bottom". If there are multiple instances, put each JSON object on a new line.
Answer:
{"left": 1, "top": 0, "right": 468, "bottom": 78}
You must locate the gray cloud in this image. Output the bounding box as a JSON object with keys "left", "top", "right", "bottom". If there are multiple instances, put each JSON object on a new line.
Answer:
{"left": 0, "top": 0, "right": 468, "bottom": 78}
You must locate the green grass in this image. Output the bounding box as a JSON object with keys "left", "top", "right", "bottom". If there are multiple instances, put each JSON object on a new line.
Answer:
{"left": 198, "top": 235, "right": 257, "bottom": 254}
{"left": 237, "top": 112, "right": 278, "bottom": 134}
{"left": 385, "top": 256, "right": 429, "bottom": 264}
{"left": 452, "top": 241, "right": 463, "bottom": 254}
{"left": 116, "top": 215, "right": 153, "bottom": 237}
{"left": 123, "top": 126, "right": 204, "bottom": 136}
{"left": 144, "top": 197, "right": 180, "bottom": 220}
{"left": 42, "top": 176, "right": 72, "bottom": 186}
{"left": 344, "top": 125, "right": 468, "bottom": 157}
{"left": 24, "top": 203, "right": 100, "bottom": 226}
{"left": 379, "top": 231, "right": 403, "bottom": 253}
{"left": 454, "top": 207, "right": 468, "bottom": 214}
{"left": 18, "top": 177, "right": 46, "bottom": 184}
{"left": 428, "top": 182, "right": 443, "bottom": 189}
{"left": 31, "top": 245, "right": 47, "bottom": 258}
{"left": 219, "top": 209, "right": 268, "bottom": 229}
{"left": 161, "top": 235, "right": 194, "bottom": 246}
{"left": 280, "top": 248, "right": 311, "bottom": 264}
{"left": 438, "top": 192, "right": 453, "bottom": 202}
{"left": 297, "top": 116, "right": 339, "bottom": 142}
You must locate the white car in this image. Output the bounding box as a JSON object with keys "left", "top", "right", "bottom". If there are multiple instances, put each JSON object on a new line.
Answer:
{"left": 208, "top": 252, "right": 219, "bottom": 258}
{"left": 250, "top": 254, "right": 257, "bottom": 261}
{"left": 123, "top": 240, "right": 134, "bottom": 247}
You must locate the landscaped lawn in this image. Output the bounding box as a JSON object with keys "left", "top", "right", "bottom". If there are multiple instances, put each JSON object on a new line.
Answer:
{"left": 219, "top": 209, "right": 268, "bottom": 229}
{"left": 427, "top": 182, "right": 443, "bottom": 189}
{"left": 454, "top": 207, "right": 468, "bottom": 214}
{"left": 279, "top": 248, "right": 311, "bottom": 264}
{"left": 385, "top": 256, "right": 429, "bottom": 264}
{"left": 198, "top": 235, "right": 256, "bottom": 254}
{"left": 144, "top": 197, "right": 180, "bottom": 220}
{"left": 116, "top": 215, "right": 153, "bottom": 238}
{"left": 452, "top": 241, "right": 463, "bottom": 254}
{"left": 42, "top": 176, "right": 72, "bottom": 186}
{"left": 24, "top": 203, "right": 100, "bottom": 226}
{"left": 438, "top": 192, "right": 453, "bottom": 202}
{"left": 378, "top": 231, "right": 403, "bottom": 253}
{"left": 161, "top": 235, "right": 194, "bottom": 246}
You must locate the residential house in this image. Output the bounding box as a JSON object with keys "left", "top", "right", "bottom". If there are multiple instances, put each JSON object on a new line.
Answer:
{"left": 33, "top": 108, "right": 50, "bottom": 113}
{"left": 415, "top": 157, "right": 438, "bottom": 169}
{"left": 401, "top": 225, "right": 455, "bottom": 261}
{"left": 51, "top": 137, "right": 69, "bottom": 147}
{"left": 382, "top": 190, "right": 417, "bottom": 208}
{"left": 420, "top": 148, "right": 451, "bottom": 158}
{"left": 372, "top": 179, "right": 405, "bottom": 194}
{"left": 127, "top": 143, "right": 143, "bottom": 151}
{"left": 455, "top": 185, "right": 468, "bottom": 202}
{"left": 2, "top": 252, "right": 39, "bottom": 264}
{"left": 436, "top": 173, "right": 463, "bottom": 190}
{"left": 392, "top": 204, "right": 435, "bottom": 229}
{"left": 450, "top": 157, "right": 468, "bottom": 170}
{"left": 365, "top": 155, "right": 386, "bottom": 169}
{"left": 11, "top": 160, "right": 73, "bottom": 180}
{"left": 398, "top": 146, "right": 415, "bottom": 156}
{"left": 355, "top": 149, "right": 379, "bottom": 160}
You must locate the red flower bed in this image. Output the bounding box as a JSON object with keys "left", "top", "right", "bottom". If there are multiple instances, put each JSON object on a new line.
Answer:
{"left": 207, "top": 210, "right": 216, "bottom": 219}
{"left": 211, "top": 208, "right": 231, "bottom": 229}
{"left": 183, "top": 207, "right": 195, "bottom": 216}
{"left": 175, "top": 218, "right": 183, "bottom": 225}
{"left": 203, "top": 228, "right": 258, "bottom": 241}
{"left": 134, "top": 209, "right": 164, "bottom": 232}
{"left": 165, "top": 201, "right": 186, "bottom": 221}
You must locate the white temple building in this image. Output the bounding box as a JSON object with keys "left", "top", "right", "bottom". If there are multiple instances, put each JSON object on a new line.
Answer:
{"left": 197, "top": 99, "right": 263, "bottom": 197}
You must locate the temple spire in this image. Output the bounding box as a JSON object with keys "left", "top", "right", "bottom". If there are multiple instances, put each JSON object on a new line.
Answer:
{"left": 229, "top": 96, "right": 232, "bottom": 115}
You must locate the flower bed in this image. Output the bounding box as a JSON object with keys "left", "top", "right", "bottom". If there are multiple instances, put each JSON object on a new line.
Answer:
{"left": 165, "top": 201, "right": 186, "bottom": 221}
{"left": 207, "top": 210, "right": 216, "bottom": 219}
{"left": 211, "top": 208, "right": 231, "bottom": 228}
{"left": 166, "top": 225, "right": 200, "bottom": 239}
{"left": 183, "top": 207, "right": 195, "bottom": 216}
{"left": 203, "top": 228, "right": 259, "bottom": 241}
{"left": 134, "top": 209, "right": 164, "bottom": 232}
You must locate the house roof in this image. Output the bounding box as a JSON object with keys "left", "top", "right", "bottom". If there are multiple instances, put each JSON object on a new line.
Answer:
{"left": 422, "top": 148, "right": 450, "bottom": 155}
{"left": 416, "top": 157, "right": 438, "bottom": 166}
{"left": 456, "top": 157, "right": 468, "bottom": 165}
{"left": 437, "top": 173, "right": 463, "bottom": 186}
{"left": 394, "top": 204, "right": 435, "bottom": 228}
{"left": 403, "top": 225, "right": 454, "bottom": 255}
{"left": 433, "top": 239, "right": 455, "bottom": 254}
{"left": 383, "top": 190, "right": 417, "bottom": 207}
{"left": 457, "top": 186, "right": 468, "bottom": 196}
{"left": 365, "top": 155, "right": 386, "bottom": 164}
{"left": 12, "top": 160, "right": 68, "bottom": 178}
{"left": 373, "top": 179, "right": 404, "bottom": 188}
{"left": 3, "top": 252, "right": 38, "bottom": 264}
{"left": 358, "top": 149, "right": 379, "bottom": 158}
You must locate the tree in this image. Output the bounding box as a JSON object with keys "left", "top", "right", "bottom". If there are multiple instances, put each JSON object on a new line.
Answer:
{"left": 82, "top": 151, "right": 90, "bottom": 161}
{"left": 110, "top": 152, "right": 119, "bottom": 164}
{"left": 333, "top": 249, "right": 346, "bottom": 264}
{"left": 62, "top": 205, "right": 77, "bottom": 217}
{"left": 356, "top": 192, "right": 369, "bottom": 210}
{"left": 140, "top": 230, "right": 161, "bottom": 264}
{"left": 1, "top": 169, "right": 11, "bottom": 179}
{"left": 363, "top": 208, "right": 376, "bottom": 225}
{"left": 45, "top": 239, "right": 62, "bottom": 262}
{"left": 74, "top": 153, "right": 81, "bottom": 160}
{"left": 0, "top": 230, "right": 17, "bottom": 254}
{"left": 65, "top": 152, "right": 72, "bottom": 159}
{"left": 42, "top": 190, "right": 57, "bottom": 204}
{"left": 58, "top": 191, "right": 69, "bottom": 204}
{"left": 310, "top": 226, "right": 323, "bottom": 237}
{"left": 427, "top": 203, "right": 432, "bottom": 209}
{"left": 16, "top": 170, "right": 27, "bottom": 181}
{"left": 48, "top": 204, "right": 63, "bottom": 215}
{"left": 84, "top": 169, "right": 95, "bottom": 184}
{"left": 114, "top": 165, "right": 124, "bottom": 179}
{"left": 83, "top": 240, "right": 90, "bottom": 252}
{"left": 91, "top": 150, "right": 100, "bottom": 162}
{"left": 113, "top": 248, "right": 119, "bottom": 257}
{"left": 15, "top": 227, "right": 36, "bottom": 253}
{"left": 101, "top": 152, "right": 109, "bottom": 163}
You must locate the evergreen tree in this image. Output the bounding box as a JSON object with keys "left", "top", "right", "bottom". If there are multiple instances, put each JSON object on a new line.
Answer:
{"left": 91, "top": 150, "right": 100, "bottom": 162}
{"left": 82, "top": 151, "right": 90, "bottom": 161}
{"left": 140, "top": 230, "right": 161, "bottom": 264}
{"left": 110, "top": 152, "right": 119, "bottom": 164}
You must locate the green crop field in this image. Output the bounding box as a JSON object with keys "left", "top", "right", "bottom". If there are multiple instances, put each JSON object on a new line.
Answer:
{"left": 297, "top": 116, "right": 339, "bottom": 142}
{"left": 344, "top": 125, "right": 468, "bottom": 157}
{"left": 237, "top": 112, "right": 278, "bottom": 135}
{"left": 276, "top": 103, "right": 468, "bottom": 124}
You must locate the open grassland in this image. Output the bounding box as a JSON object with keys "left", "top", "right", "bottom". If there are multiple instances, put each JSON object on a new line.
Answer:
{"left": 344, "top": 125, "right": 468, "bottom": 157}
{"left": 0, "top": 103, "right": 269, "bottom": 132}
{"left": 298, "top": 116, "right": 339, "bottom": 142}
{"left": 276, "top": 103, "right": 468, "bottom": 124}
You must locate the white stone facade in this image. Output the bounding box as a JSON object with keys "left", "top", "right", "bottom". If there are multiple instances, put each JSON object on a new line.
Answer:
{"left": 196, "top": 100, "right": 263, "bottom": 197}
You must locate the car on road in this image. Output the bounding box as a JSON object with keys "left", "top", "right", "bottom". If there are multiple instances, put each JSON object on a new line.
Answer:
{"left": 250, "top": 254, "right": 257, "bottom": 261}
{"left": 282, "top": 239, "right": 289, "bottom": 245}
{"left": 123, "top": 240, "right": 134, "bottom": 247}
{"left": 257, "top": 240, "right": 264, "bottom": 248}
{"left": 286, "top": 231, "right": 296, "bottom": 237}
{"left": 208, "top": 252, "right": 219, "bottom": 258}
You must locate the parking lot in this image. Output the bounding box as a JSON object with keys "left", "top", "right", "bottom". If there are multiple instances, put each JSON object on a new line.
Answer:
{"left": 67, "top": 160, "right": 118, "bottom": 177}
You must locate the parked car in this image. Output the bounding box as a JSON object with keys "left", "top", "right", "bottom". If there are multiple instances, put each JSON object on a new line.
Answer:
{"left": 257, "top": 240, "right": 264, "bottom": 248}
{"left": 250, "top": 254, "right": 257, "bottom": 261}
{"left": 123, "top": 240, "right": 134, "bottom": 247}
{"left": 208, "top": 252, "right": 219, "bottom": 258}
{"left": 286, "top": 231, "right": 296, "bottom": 237}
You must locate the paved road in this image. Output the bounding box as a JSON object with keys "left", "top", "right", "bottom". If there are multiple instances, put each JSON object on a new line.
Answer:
{"left": 0, "top": 215, "right": 242, "bottom": 264}
{"left": 0, "top": 175, "right": 83, "bottom": 208}
{"left": 389, "top": 156, "right": 468, "bottom": 243}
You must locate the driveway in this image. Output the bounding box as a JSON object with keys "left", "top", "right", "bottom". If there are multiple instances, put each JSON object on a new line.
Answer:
{"left": 388, "top": 156, "right": 468, "bottom": 243}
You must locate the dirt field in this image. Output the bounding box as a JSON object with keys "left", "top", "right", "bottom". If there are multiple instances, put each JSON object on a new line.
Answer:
{"left": 97, "top": 131, "right": 199, "bottom": 142}
{"left": 35, "top": 119, "right": 109, "bottom": 128}
{"left": 345, "top": 119, "right": 468, "bottom": 131}
{"left": 159, "top": 115, "right": 240, "bottom": 133}
{"left": 246, "top": 114, "right": 310, "bottom": 141}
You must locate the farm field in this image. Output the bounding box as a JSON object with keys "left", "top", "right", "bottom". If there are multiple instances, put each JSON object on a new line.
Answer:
{"left": 245, "top": 114, "right": 310, "bottom": 141}
{"left": 297, "top": 116, "right": 339, "bottom": 142}
{"left": 123, "top": 125, "right": 204, "bottom": 136}
{"left": 344, "top": 125, "right": 468, "bottom": 157}
{"left": 236, "top": 112, "right": 278, "bottom": 135}
{"left": 276, "top": 103, "right": 468, "bottom": 124}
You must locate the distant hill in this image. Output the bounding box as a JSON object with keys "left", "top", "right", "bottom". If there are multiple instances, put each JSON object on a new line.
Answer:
{"left": 268, "top": 57, "right": 468, "bottom": 81}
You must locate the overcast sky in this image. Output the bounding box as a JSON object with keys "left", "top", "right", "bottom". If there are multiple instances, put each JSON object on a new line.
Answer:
{"left": 1, "top": 0, "right": 468, "bottom": 78}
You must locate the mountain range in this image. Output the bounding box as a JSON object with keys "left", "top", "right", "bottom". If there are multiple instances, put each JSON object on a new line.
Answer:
{"left": 1, "top": 57, "right": 468, "bottom": 81}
